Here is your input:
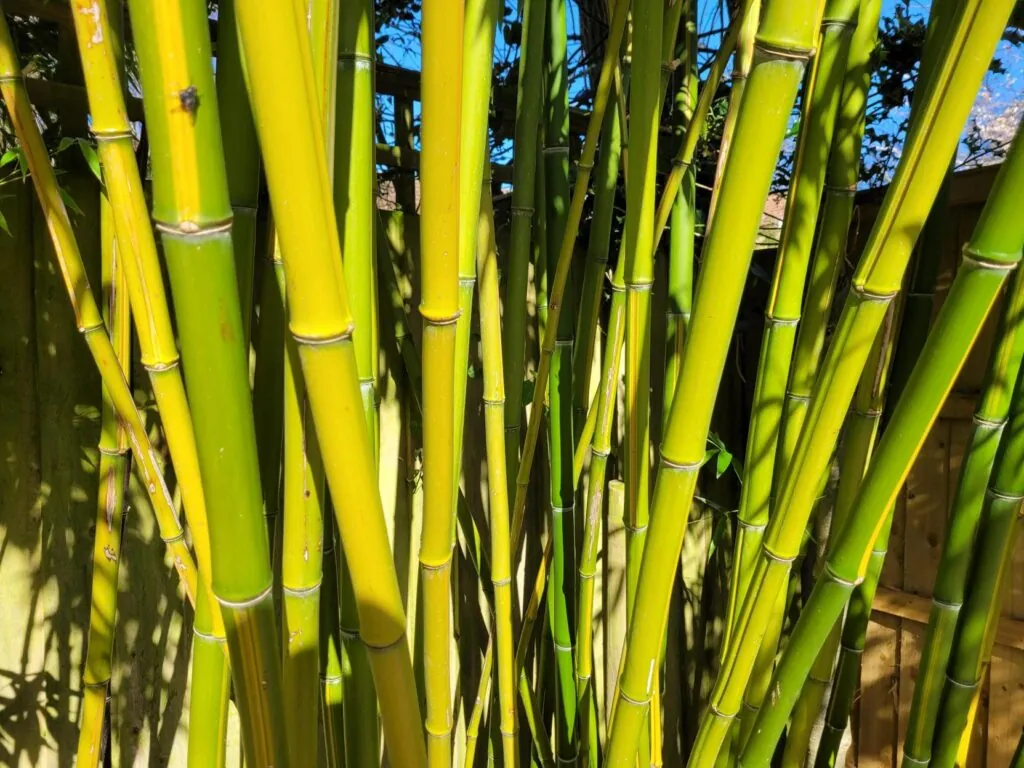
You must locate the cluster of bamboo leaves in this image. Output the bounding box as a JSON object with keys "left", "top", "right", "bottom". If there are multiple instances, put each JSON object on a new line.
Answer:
{"left": 1, "top": 0, "right": 1023, "bottom": 765}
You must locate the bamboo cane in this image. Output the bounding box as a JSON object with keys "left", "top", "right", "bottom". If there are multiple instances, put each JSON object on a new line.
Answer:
{"left": 704, "top": 0, "right": 761, "bottom": 229}
{"left": 502, "top": 0, "right": 547, "bottom": 497}
{"left": 214, "top": 0, "right": 260, "bottom": 344}
{"left": 650, "top": 6, "right": 747, "bottom": 253}
{"left": 689, "top": 3, "right": 1014, "bottom": 762}
{"left": 738, "top": 120, "right": 1024, "bottom": 766}
{"left": 76, "top": 186, "right": 131, "bottom": 768}
{"left": 475, "top": 182, "right": 518, "bottom": 767}
{"left": 320, "top": 523, "right": 347, "bottom": 768}
{"left": 601, "top": 3, "right": 818, "bottom": 764}
{"left": 0, "top": 13, "right": 198, "bottom": 606}
{"left": 418, "top": 0, "right": 464, "bottom": 762}
{"left": 127, "top": 0, "right": 293, "bottom": 762}
{"left": 727, "top": 0, "right": 859, "bottom": 656}
{"left": 622, "top": 0, "right": 663, "bottom": 761}
{"left": 902, "top": 250, "right": 1024, "bottom": 768}
{"left": 68, "top": 0, "right": 215, "bottom": 619}
{"left": 232, "top": 0, "right": 427, "bottom": 763}
{"left": 809, "top": 300, "right": 901, "bottom": 768}
{"left": 663, "top": 2, "right": 697, "bottom": 421}
{"left": 543, "top": 0, "right": 578, "bottom": 755}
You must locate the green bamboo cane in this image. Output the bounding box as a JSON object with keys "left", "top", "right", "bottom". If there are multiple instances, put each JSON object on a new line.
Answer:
{"left": 507, "top": 0, "right": 628, "bottom": 565}
{"left": 69, "top": 0, "right": 216, "bottom": 619}
{"left": 600, "top": 3, "right": 818, "bottom": 764}
{"left": 815, "top": 161, "right": 950, "bottom": 768}
{"left": 233, "top": 0, "right": 428, "bottom": 763}
{"left": 902, "top": 249, "right": 1024, "bottom": 768}
{"left": 776, "top": 0, "right": 882, "bottom": 527}
{"left": 808, "top": 300, "right": 901, "bottom": 768}
{"left": 650, "top": 6, "right": 746, "bottom": 254}
{"left": 928, "top": 326, "right": 1024, "bottom": 765}
{"left": 663, "top": 2, "right": 697, "bottom": 420}
{"left": 0, "top": 13, "right": 198, "bottom": 608}
{"left": 126, "top": 1, "right": 291, "bottom": 763}
{"left": 726, "top": 0, "right": 859, "bottom": 676}
{"left": 573, "top": 90, "right": 620, "bottom": 435}
{"left": 705, "top": 0, "right": 761, "bottom": 229}
{"left": 502, "top": 0, "right": 547, "bottom": 497}
{"left": 738, "top": 119, "right": 1024, "bottom": 767}
{"left": 475, "top": 184, "right": 518, "bottom": 767}
{"left": 689, "top": 3, "right": 1014, "bottom": 762}
{"left": 215, "top": 0, "right": 260, "bottom": 345}
{"left": 418, "top": 0, "right": 464, "bottom": 762}
{"left": 543, "top": 0, "right": 578, "bottom": 755}
{"left": 77, "top": 188, "right": 131, "bottom": 768}
{"left": 622, "top": 0, "right": 663, "bottom": 762}
{"left": 320, "top": 526, "right": 347, "bottom": 768}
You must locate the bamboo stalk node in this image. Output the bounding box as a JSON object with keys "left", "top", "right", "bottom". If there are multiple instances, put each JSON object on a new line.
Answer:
{"left": 338, "top": 51, "right": 374, "bottom": 70}
{"left": 93, "top": 128, "right": 135, "bottom": 141}
{"left": 215, "top": 582, "right": 273, "bottom": 608}
{"left": 160, "top": 531, "right": 187, "bottom": 544}
{"left": 482, "top": 395, "right": 505, "bottom": 406}
{"left": 851, "top": 283, "right": 900, "bottom": 302}
{"left": 986, "top": 486, "right": 1024, "bottom": 503}
{"left": 192, "top": 625, "right": 223, "bottom": 642}
{"left": 709, "top": 701, "right": 737, "bottom": 720}
{"left": 155, "top": 219, "right": 234, "bottom": 237}
{"left": 824, "top": 181, "right": 858, "bottom": 196}
{"left": 511, "top": 205, "right": 535, "bottom": 217}
{"left": 761, "top": 544, "right": 798, "bottom": 565}
{"left": 944, "top": 673, "right": 978, "bottom": 690}
{"left": 754, "top": 40, "right": 815, "bottom": 61}
{"left": 850, "top": 406, "right": 881, "bottom": 418}
{"left": 737, "top": 519, "right": 767, "bottom": 532}
{"left": 142, "top": 358, "right": 181, "bottom": 373}
{"left": 766, "top": 314, "right": 800, "bottom": 326}
{"left": 659, "top": 454, "right": 702, "bottom": 471}
{"left": 577, "top": 159, "right": 594, "bottom": 171}
{"left": 823, "top": 562, "right": 860, "bottom": 586}
{"left": 418, "top": 307, "right": 462, "bottom": 325}
{"left": 961, "top": 244, "right": 1022, "bottom": 268}
{"left": 290, "top": 324, "right": 356, "bottom": 344}
{"left": 542, "top": 144, "right": 570, "bottom": 155}
{"left": 282, "top": 581, "right": 323, "bottom": 597}
{"left": 363, "top": 631, "right": 408, "bottom": 653}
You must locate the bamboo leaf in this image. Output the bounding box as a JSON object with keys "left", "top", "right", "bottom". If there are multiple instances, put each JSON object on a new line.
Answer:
{"left": 76, "top": 140, "right": 102, "bottom": 184}
{"left": 58, "top": 186, "right": 83, "bottom": 217}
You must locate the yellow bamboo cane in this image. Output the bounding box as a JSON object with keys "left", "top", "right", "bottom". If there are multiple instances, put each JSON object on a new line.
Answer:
{"left": 0, "top": 13, "right": 198, "bottom": 606}
{"left": 232, "top": 1, "right": 427, "bottom": 763}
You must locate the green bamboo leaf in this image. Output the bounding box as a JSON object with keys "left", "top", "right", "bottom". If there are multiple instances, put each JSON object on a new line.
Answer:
{"left": 58, "top": 186, "right": 83, "bottom": 217}
{"left": 0, "top": 208, "right": 10, "bottom": 236}
{"left": 715, "top": 447, "right": 732, "bottom": 478}
{"left": 76, "top": 140, "right": 103, "bottom": 184}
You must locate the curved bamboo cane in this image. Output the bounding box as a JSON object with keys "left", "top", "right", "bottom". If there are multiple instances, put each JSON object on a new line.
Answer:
{"left": 738, "top": 122, "right": 1024, "bottom": 765}
{"left": 0, "top": 14, "right": 198, "bottom": 606}
{"left": 688, "top": 3, "right": 1015, "bottom": 763}
{"left": 68, "top": 0, "right": 215, "bottom": 623}
{"left": 76, "top": 189, "right": 131, "bottom": 768}
{"left": 600, "top": 3, "right": 819, "bottom": 764}
{"left": 127, "top": 0, "right": 294, "bottom": 762}
{"left": 232, "top": 0, "right": 427, "bottom": 763}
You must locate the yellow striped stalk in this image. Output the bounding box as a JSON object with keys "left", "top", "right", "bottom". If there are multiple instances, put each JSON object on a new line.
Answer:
{"left": 418, "top": 0, "right": 464, "bottom": 761}
{"left": 67, "top": 0, "right": 216, "bottom": 625}
{"left": 603, "top": 2, "right": 819, "bottom": 764}
{"left": 0, "top": 13, "right": 198, "bottom": 607}
{"left": 232, "top": 0, "right": 427, "bottom": 763}
{"left": 691, "top": 1, "right": 1016, "bottom": 763}
{"left": 76, "top": 186, "right": 130, "bottom": 768}
{"left": 475, "top": 182, "right": 518, "bottom": 767}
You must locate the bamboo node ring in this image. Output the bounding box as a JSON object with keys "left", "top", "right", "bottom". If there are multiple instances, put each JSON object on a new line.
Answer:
{"left": 623, "top": 523, "right": 649, "bottom": 534}
{"left": 491, "top": 576, "right": 512, "bottom": 587}
{"left": 740, "top": 700, "right": 759, "bottom": 713}
{"left": 822, "top": 563, "right": 860, "bottom": 587}
{"left": 364, "top": 632, "right": 409, "bottom": 653}
{"left": 626, "top": 281, "right": 655, "bottom": 293}
{"left": 839, "top": 642, "right": 863, "bottom": 655}
{"left": 320, "top": 674, "right": 343, "bottom": 684}
{"left": 736, "top": 519, "right": 767, "bottom": 532}
{"left": 851, "top": 283, "right": 899, "bottom": 302}
{"left": 192, "top": 625, "right": 222, "bottom": 642}
{"left": 660, "top": 454, "right": 703, "bottom": 472}
{"left": 753, "top": 40, "right": 815, "bottom": 62}
{"left": 482, "top": 395, "right": 505, "bottom": 407}
{"left": 766, "top": 315, "right": 799, "bottom": 327}
{"left": 282, "top": 579, "right": 322, "bottom": 597}
{"left": 291, "top": 324, "right": 355, "bottom": 345}
{"left": 97, "top": 445, "right": 126, "bottom": 457}
{"left": 578, "top": 571, "right": 596, "bottom": 581}
{"left": 785, "top": 391, "right": 811, "bottom": 403}
{"left": 708, "top": 702, "right": 737, "bottom": 721}
{"left": 576, "top": 160, "right": 595, "bottom": 171}
{"left": 902, "top": 755, "right": 930, "bottom": 767}
{"left": 961, "top": 244, "right": 1020, "bottom": 270}
{"left": 850, "top": 406, "right": 881, "bottom": 418}
{"left": 92, "top": 128, "right": 135, "bottom": 141}
{"left": 943, "top": 673, "right": 976, "bottom": 690}
{"left": 511, "top": 206, "right": 535, "bottom": 218}
{"left": 609, "top": 282, "right": 626, "bottom": 293}
{"left": 337, "top": 51, "right": 374, "bottom": 71}
{"left": 216, "top": 583, "right": 273, "bottom": 609}
{"left": 143, "top": 358, "right": 181, "bottom": 373}
{"left": 419, "top": 306, "right": 462, "bottom": 325}
{"left": 554, "top": 338, "right": 574, "bottom": 348}
{"left": 160, "top": 531, "right": 186, "bottom": 545}
{"left": 930, "top": 596, "right": 961, "bottom": 611}
{"left": 0, "top": 74, "right": 21, "bottom": 84}
{"left": 552, "top": 640, "right": 574, "bottom": 652}
{"left": 551, "top": 504, "right": 575, "bottom": 513}
{"left": 824, "top": 182, "right": 857, "bottom": 196}
{"left": 459, "top": 276, "right": 477, "bottom": 287}
{"left": 987, "top": 486, "right": 1024, "bottom": 503}
{"left": 590, "top": 447, "right": 611, "bottom": 458}
{"left": 672, "top": 157, "right": 692, "bottom": 171}
{"left": 760, "top": 544, "right": 796, "bottom": 565}
{"left": 972, "top": 414, "right": 1006, "bottom": 428}
{"left": 617, "top": 688, "right": 651, "bottom": 707}
{"left": 543, "top": 145, "right": 571, "bottom": 155}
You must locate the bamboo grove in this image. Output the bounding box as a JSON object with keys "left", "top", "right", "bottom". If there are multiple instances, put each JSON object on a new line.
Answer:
{"left": 0, "top": 0, "right": 1023, "bottom": 765}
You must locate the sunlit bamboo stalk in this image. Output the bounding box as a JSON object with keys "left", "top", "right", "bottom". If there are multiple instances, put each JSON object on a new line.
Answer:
{"left": 233, "top": 0, "right": 427, "bottom": 762}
